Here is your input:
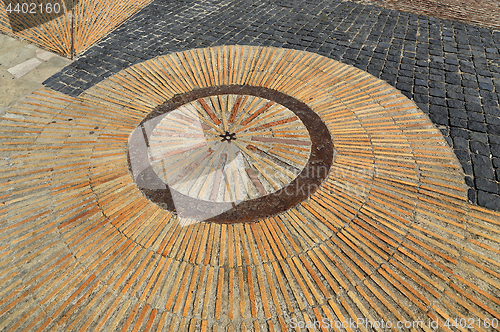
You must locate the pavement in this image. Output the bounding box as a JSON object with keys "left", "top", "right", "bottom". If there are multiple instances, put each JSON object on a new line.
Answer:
{"left": 0, "top": 34, "right": 71, "bottom": 117}
{"left": 362, "top": 0, "right": 500, "bottom": 31}
{"left": 39, "top": 0, "right": 500, "bottom": 211}
{"left": 2, "top": 44, "right": 500, "bottom": 332}
{"left": 1, "top": 0, "right": 500, "bottom": 331}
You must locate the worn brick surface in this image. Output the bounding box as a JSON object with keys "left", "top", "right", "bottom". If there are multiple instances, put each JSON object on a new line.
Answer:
{"left": 3, "top": 47, "right": 500, "bottom": 331}
{"left": 365, "top": 0, "right": 500, "bottom": 31}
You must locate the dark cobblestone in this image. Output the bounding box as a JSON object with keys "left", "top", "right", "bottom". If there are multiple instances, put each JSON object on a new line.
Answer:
{"left": 43, "top": 0, "right": 500, "bottom": 210}
{"left": 478, "top": 190, "right": 500, "bottom": 210}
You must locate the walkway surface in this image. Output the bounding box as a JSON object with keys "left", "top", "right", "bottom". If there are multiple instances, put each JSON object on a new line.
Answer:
{"left": 1, "top": 1, "right": 500, "bottom": 332}
{"left": 0, "top": 34, "right": 70, "bottom": 117}
{"left": 0, "top": 0, "right": 153, "bottom": 57}
{"left": 41, "top": 0, "right": 500, "bottom": 210}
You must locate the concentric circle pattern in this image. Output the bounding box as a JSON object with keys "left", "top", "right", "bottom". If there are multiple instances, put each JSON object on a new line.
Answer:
{"left": 1, "top": 46, "right": 500, "bottom": 332}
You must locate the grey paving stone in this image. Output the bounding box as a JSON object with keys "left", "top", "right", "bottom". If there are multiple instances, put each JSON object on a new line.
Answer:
{"left": 469, "top": 121, "right": 487, "bottom": 132}
{"left": 465, "top": 175, "right": 474, "bottom": 187}
{"left": 470, "top": 141, "right": 490, "bottom": 155}
{"left": 472, "top": 153, "right": 495, "bottom": 179}
{"left": 455, "top": 149, "right": 471, "bottom": 162}
{"left": 468, "top": 188, "right": 477, "bottom": 203}
{"left": 468, "top": 111, "right": 485, "bottom": 122}
{"left": 449, "top": 108, "right": 467, "bottom": 119}
{"left": 461, "top": 161, "right": 473, "bottom": 176}
{"left": 490, "top": 135, "right": 500, "bottom": 145}
{"left": 478, "top": 190, "right": 500, "bottom": 210}
{"left": 450, "top": 118, "right": 467, "bottom": 128}
{"left": 453, "top": 137, "right": 468, "bottom": 150}
{"left": 470, "top": 131, "right": 489, "bottom": 144}
{"left": 487, "top": 124, "right": 500, "bottom": 136}
{"left": 492, "top": 144, "right": 500, "bottom": 158}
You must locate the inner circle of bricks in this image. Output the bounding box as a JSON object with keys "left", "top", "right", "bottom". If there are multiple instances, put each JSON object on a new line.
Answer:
{"left": 127, "top": 85, "right": 334, "bottom": 223}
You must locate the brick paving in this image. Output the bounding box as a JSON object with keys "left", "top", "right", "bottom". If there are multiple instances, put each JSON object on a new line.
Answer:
{"left": 0, "top": 0, "right": 153, "bottom": 57}
{"left": 2, "top": 46, "right": 500, "bottom": 331}
{"left": 367, "top": 0, "right": 500, "bottom": 31}
{"left": 2, "top": 0, "right": 500, "bottom": 330}
{"left": 42, "top": 0, "right": 500, "bottom": 210}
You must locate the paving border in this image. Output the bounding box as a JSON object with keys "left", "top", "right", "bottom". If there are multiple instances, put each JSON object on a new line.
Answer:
{"left": 42, "top": 0, "right": 500, "bottom": 210}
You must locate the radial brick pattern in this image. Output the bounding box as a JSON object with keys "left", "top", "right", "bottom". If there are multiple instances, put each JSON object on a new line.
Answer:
{"left": 367, "top": 0, "right": 500, "bottom": 30}
{"left": 40, "top": 0, "right": 500, "bottom": 211}
{"left": 1, "top": 46, "right": 500, "bottom": 331}
{"left": 146, "top": 95, "right": 311, "bottom": 203}
{"left": 0, "top": 0, "right": 152, "bottom": 57}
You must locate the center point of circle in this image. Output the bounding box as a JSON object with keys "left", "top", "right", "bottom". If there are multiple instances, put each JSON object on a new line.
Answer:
{"left": 219, "top": 131, "right": 236, "bottom": 142}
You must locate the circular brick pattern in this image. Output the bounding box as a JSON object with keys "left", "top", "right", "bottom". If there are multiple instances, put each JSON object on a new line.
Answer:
{"left": 146, "top": 94, "right": 311, "bottom": 202}
{"left": 128, "top": 86, "right": 334, "bottom": 223}
{"left": 42, "top": 0, "right": 500, "bottom": 212}
{"left": 1, "top": 46, "right": 500, "bottom": 331}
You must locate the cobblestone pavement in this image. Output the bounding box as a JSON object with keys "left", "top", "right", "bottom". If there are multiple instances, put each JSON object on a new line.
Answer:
{"left": 43, "top": 0, "right": 500, "bottom": 209}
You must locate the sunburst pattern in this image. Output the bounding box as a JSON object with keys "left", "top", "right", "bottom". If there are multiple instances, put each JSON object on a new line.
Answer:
{"left": 146, "top": 94, "right": 311, "bottom": 204}
{"left": 0, "top": 0, "right": 152, "bottom": 56}
{"left": 0, "top": 46, "right": 499, "bottom": 331}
